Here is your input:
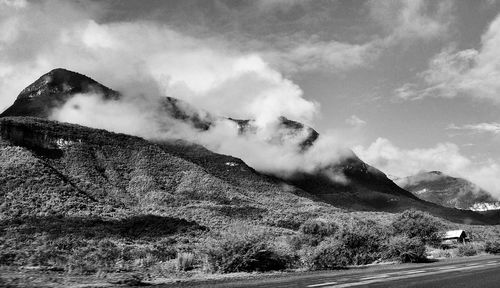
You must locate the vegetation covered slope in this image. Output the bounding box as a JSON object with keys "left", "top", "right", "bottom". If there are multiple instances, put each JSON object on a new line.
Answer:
{"left": 0, "top": 117, "right": 344, "bottom": 228}
{"left": 0, "top": 68, "right": 498, "bottom": 225}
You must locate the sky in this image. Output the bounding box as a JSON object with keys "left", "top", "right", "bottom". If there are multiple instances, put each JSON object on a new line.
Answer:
{"left": 1, "top": 0, "right": 500, "bottom": 195}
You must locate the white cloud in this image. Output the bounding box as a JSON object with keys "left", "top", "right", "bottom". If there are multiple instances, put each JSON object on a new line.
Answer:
{"left": 266, "top": 0, "right": 453, "bottom": 73}
{"left": 448, "top": 122, "right": 500, "bottom": 135}
{"left": 354, "top": 138, "right": 500, "bottom": 197}
{"left": 393, "top": 83, "right": 421, "bottom": 100}
{"left": 265, "top": 38, "right": 378, "bottom": 73}
{"left": 0, "top": 1, "right": 317, "bottom": 126}
{"left": 345, "top": 115, "right": 367, "bottom": 127}
{"left": 1, "top": 0, "right": 359, "bottom": 181}
{"left": 398, "top": 12, "right": 500, "bottom": 102}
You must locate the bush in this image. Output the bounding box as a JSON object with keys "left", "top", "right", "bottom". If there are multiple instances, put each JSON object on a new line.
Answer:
{"left": 391, "top": 210, "right": 442, "bottom": 246}
{"left": 485, "top": 241, "right": 500, "bottom": 254}
{"left": 306, "top": 220, "right": 387, "bottom": 270}
{"left": 310, "top": 239, "right": 350, "bottom": 270}
{"left": 383, "top": 235, "right": 426, "bottom": 263}
{"left": 334, "top": 220, "right": 386, "bottom": 265}
{"left": 176, "top": 252, "right": 196, "bottom": 271}
{"left": 289, "top": 234, "right": 321, "bottom": 250}
{"left": 457, "top": 243, "right": 478, "bottom": 257}
{"left": 203, "top": 225, "right": 293, "bottom": 273}
{"left": 300, "top": 219, "right": 338, "bottom": 237}
{"left": 67, "top": 240, "right": 120, "bottom": 274}
{"left": 151, "top": 239, "right": 177, "bottom": 261}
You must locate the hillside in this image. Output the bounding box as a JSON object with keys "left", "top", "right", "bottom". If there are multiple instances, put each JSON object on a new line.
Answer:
{"left": 0, "top": 68, "right": 498, "bottom": 225}
{"left": 1, "top": 74, "right": 500, "bottom": 286}
{"left": 0, "top": 116, "right": 343, "bottom": 228}
{"left": 395, "top": 171, "right": 500, "bottom": 211}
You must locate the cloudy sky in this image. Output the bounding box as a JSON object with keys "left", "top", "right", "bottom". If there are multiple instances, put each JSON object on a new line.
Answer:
{"left": 1, "top": 0, "right": 500, "bottom": 194}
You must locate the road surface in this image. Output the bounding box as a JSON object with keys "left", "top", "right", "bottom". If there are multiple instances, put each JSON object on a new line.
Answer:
{"left": 164, "top": 255, "right": 500, "bottom": 288}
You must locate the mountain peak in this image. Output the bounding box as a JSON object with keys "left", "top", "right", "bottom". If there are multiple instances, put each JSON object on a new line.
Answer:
{"left": 17, "top": 68, "right": 111, "bottom": 100}
{"left": 0, "top": 68, "right": 119, "bottom": 118}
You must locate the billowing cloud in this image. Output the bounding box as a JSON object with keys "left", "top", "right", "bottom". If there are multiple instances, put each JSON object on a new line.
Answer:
{"left": 354, "top": 138, "right": 500, "bottom": 197}
{"left": 0, "top": 0, "right": 317, "bottom": 126}
{"left": 0, "top": 0, "right": 361, "bottom": 180}
{"left": 51, "top": 92, "right": 354, "bottom": 180}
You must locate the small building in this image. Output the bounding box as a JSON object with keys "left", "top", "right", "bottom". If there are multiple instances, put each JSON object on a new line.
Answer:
{"left": 442, "top": 230, "right": 469, "bottom": 246}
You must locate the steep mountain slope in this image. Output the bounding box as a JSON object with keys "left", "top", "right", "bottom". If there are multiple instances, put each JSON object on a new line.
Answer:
{"left": 396, "top": 171, "right": 500, "bottom": 211}
{"left": 1, "top": 68, "right": 498, "bottom": 224}
{"left": 0, "top": 117, "right": 342, "bottom": 228}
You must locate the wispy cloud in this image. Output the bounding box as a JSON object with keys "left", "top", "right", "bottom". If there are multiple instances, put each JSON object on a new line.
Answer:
{"left": 345, "top": 115, "right": 367, "bottom": 127}
{"left": 265, "top": 38, "right": 379, "bottom": 73}
{"left": 448, "top": 122, "right": 500, "bottom": 135}
{"left": 395, "top": 12, "right": 500, "bottom": 103}
{"left": 368, "top": 0, "right": 453, "bottom": 43}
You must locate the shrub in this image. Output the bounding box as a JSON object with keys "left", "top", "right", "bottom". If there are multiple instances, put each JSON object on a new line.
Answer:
{"left": 457, "top": 243, "right": 478, "bottom": 257}
{"left": 176, "top": 252, "right": 196, "bottom": 271}
{"left": 334, "top": 220, "right": 386, "bottom": 265}
{"left": 310, "top": 239, "right": 350, "bottom": 270}
{"left": 383, "top": 235, "right": 426, "bottom": 263}
{"left": 203, "top": 225, "right": 293, "bottom": 273}
{"left": 300, "top": 219, "right": 338, "bottom": 237}
{"left": 28, "top": 244, "right": 67, "bottom": 267}
{"left": 485, "top": 241, "right": 500, "bottom": 254}
{"left": 305, "top": 220, "right": 387, "bottom": 270}
{"left": 67, "top": 240, "right": 120, "bottom": 274}
{"left": 151, "top": 240, "right": 177, "bottom": 261}
{"left": 391, "top": 210, "right": 442, "bottom": 246}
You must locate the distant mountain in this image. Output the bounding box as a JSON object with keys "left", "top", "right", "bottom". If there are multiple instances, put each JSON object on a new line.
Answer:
{"left": 1, "top": 68, "right": 498, "bottom": 224}
{"left": 395, "top": 171, "right": 500, "bottom": 211}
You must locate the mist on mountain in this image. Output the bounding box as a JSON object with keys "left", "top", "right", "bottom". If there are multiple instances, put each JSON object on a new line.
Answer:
{"left": 40, "top": 70, "right": 354, "bottom": 180}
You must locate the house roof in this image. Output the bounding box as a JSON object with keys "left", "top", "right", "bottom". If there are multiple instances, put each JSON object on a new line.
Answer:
{"left": 444, "top": 230, "right": 466, "bottom": 238}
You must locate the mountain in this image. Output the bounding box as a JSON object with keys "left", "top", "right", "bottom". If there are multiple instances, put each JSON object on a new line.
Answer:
{"left": 1, "top": 68, "right": 498, "bottom": 224}
{"left": 0, "top": 116, "right": 339, "bottom": 228}
{"left": 0, "top": 68, "right": 119, "bottom": 118}
{"left": 228, "top": 116, "right": 319, "bottom": 150}
{"left": 395, "top": 171, "right": 500, "bottom": 211}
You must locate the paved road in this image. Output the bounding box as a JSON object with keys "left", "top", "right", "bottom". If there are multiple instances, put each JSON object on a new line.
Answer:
{"left": 165, "top": 256, "right": 500, "bottom": 288}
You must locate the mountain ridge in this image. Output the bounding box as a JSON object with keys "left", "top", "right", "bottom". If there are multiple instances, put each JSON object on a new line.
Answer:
{"left": 1, "top": 68, "right": 498, "bottom": 224}
{"left": 396, "top": 171, "right": 500, "bottom": 211}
